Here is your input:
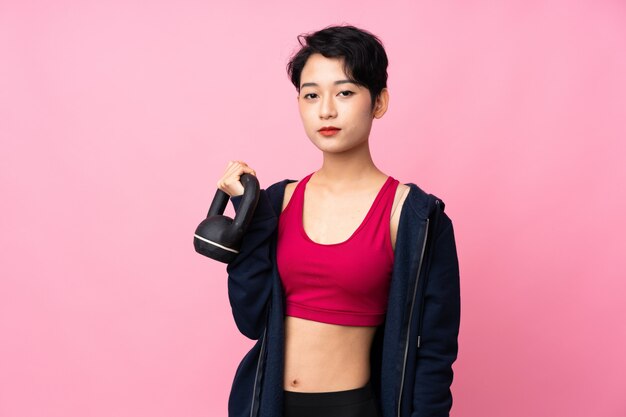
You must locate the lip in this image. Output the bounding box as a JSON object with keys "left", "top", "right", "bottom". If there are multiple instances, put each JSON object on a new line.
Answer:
{"left": 318, "top": 126, "right": 341, "bottom": 136}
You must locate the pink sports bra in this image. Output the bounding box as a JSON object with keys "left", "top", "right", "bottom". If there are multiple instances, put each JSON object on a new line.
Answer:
{"left": 276, "top": 172, "right": 399, "bottom": 326}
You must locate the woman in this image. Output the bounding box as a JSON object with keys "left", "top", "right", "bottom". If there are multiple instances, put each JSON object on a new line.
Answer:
{"left": 216, "top": 25, "right": 460, "bottom": 417}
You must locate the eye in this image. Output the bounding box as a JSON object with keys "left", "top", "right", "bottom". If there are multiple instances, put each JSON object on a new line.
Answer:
{"left": 338, "top": 90, "right": 354, "bottom": 97}
{"left": 303, "top": 93, "right": 318, "bottom": 99}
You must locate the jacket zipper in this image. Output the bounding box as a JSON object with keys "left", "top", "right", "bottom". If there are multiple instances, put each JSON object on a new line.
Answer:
{"left": 397, "top": 218, "right": 430, "bottom": 417}
{"left": 250, "top": 324, "right": 267, "bottom": 417}
{"left": 249, "top": 237, "right": 279, "bottom": 417}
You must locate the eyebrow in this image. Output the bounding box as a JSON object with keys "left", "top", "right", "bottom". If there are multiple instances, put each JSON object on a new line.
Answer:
{"left": 300, "top": 79, "right": 357, "bottom": 89}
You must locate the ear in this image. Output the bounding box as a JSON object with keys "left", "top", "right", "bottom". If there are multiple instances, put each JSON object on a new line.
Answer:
{"left": 373, "top": 88, "right": 389, "bottom": 119}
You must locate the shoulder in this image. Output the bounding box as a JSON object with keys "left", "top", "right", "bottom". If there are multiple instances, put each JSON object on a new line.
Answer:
{"left": 399, "top": 182, "right": 453, "bottom": 238}
{"left": 397, "top": 183, "right": 456, "bottom": 264}
{"left": 391, "top": 183, "right": 411, "bottom": 222}
{"left": 264, "top": 178, "right": 298, "bottom": 215}
{"left": 395, "top": 183, "right": 410, "bottom": 202}
{"left": 281, "top": 181, "right": 300, "bottom": 213}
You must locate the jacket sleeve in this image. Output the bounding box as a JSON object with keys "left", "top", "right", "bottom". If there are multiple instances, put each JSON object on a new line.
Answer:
{"left": 225, "top": 188, "right": 278, "bottom": 340}
{"left": 412, "top": 211, "right": 461, "bottom": 417}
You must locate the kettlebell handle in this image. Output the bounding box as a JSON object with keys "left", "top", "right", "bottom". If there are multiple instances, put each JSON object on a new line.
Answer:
{"left": 208, "top": 173, "right": 260, "bottom": 230}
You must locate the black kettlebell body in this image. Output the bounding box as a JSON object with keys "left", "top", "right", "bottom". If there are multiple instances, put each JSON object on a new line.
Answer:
{"left": 193, "top": 174, "right": 260, "bottom": 263}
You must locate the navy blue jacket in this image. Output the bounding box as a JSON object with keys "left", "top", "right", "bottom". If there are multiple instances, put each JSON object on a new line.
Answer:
{"left": 225, "top": 177, "right": 460, "bottom": 417}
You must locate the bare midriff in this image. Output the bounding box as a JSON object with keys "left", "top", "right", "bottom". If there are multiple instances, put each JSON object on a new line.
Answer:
{"left": 283, "top": 315, "right": 378, "bottom": 392}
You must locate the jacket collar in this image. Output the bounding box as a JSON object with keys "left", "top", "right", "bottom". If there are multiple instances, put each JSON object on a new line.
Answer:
{"left": 404, "top": 182, "right": 444, "bottom": 220}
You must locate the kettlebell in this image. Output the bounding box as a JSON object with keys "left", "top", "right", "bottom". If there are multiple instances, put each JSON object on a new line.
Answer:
{"left": 193, "top": 173, "right": 260, "bottom": 263}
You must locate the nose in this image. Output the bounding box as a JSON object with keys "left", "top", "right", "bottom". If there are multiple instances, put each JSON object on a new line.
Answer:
{"left": 319, "top": 95, "right": 337, "bottom": 119}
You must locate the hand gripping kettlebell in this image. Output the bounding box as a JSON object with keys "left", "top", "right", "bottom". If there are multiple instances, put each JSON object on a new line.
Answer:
{"left": 193, "top": 173, "right": 260, "bottom": 263}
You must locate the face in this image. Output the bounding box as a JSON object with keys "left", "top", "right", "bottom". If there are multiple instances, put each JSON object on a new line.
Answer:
{"left": 297, "top": 53, "right": 388, "bottom": 155}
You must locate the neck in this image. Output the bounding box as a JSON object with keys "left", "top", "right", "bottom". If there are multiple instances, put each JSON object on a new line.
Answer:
{"left": 313, "top": 140, "right": 383, "bottom": 187}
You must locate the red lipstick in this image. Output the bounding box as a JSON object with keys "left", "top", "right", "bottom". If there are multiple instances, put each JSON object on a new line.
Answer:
{"left": 318, "top": 126, "right": 341, "bottom": 137}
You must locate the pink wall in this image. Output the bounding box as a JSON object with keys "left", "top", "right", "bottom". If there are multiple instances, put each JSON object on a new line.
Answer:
{"left": 1, "top": 1, "right": 625, "bottom": 416}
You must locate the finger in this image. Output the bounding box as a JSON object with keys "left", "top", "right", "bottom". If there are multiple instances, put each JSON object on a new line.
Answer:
{"left": 230, "top": 163, "right": 254, "bottom": 175}
{"left": 239, "top": 166, "right": 256, "bottom": 175}
{"left": 225, "top": 162, "right": 242, "bottom": 176}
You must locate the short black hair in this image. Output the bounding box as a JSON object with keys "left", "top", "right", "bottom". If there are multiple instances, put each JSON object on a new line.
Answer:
{"left": 286, "top": 25, "right": 388, "bottom": 109}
